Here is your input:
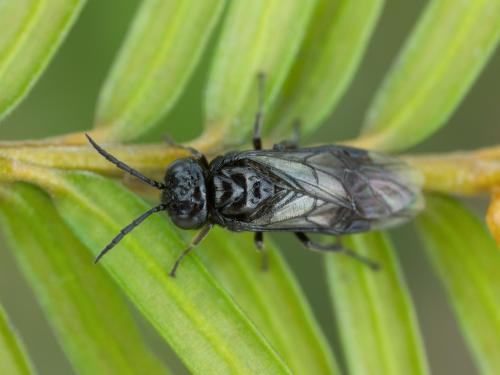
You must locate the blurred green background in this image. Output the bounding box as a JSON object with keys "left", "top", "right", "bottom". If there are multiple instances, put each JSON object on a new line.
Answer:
{"left": 0, "top": 1, "right": 498, "bottom": 374}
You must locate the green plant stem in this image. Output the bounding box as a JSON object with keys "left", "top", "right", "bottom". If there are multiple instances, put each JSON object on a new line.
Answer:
{"left": 0, "top": 142, "right": 190, "bottom": 178}
{"left": 1, "top": 139, "right": 499, "bottom": 196}
{"left": 402, "top": 146, "right": 500, "bottom": 195}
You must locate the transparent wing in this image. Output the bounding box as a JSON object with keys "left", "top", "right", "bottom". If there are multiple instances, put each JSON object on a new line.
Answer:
{"left": 225, "top": 145, "right": 423, "bottom": 233}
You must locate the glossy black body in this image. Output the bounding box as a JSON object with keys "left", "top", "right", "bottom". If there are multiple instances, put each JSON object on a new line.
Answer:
{"left": 86, "top": 73, "right": 422, "bottom": 275}
{"left": 161, "top": 145, "right": 422, "bottom": 234}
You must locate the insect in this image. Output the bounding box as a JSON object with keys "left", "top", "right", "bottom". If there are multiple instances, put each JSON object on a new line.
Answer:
{"left": 87, "top": 75, "right": 423, "bottom": 277}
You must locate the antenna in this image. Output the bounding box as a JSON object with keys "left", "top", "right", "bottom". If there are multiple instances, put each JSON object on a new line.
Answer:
{"left": 86, "top": 133, "right": 166, "bottom": 190}
{"left": 94, "top": 204, "right": 167, "bottom": 263}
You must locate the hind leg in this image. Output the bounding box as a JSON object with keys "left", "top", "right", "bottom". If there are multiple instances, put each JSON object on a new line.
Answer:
{"left": 273, "top": 120, "right": 301, "bottom": 151}
{"left": 294, "top": 232, "right": 379, "bottom": 270}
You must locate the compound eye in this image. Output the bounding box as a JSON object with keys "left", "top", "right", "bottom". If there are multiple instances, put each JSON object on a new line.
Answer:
{"left": 171, "top": 210, "right": 206, "bottom": 229}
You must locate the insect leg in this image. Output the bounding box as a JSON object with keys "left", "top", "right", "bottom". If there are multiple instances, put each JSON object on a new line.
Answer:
{"left": 294, "top": 233, "right": 379, "bottom": 270}
{"left": 169, "top": 223, "right": 213, "bottom": 277}
{"left": 94, "top": 204, "right": 167, "bottom": 263}
{"left": 254, "top": 232, "right": 268, "bottom": 271}
{"left": 164, "top": 135, "right": 209, "bottom": 168}
{"left": 86, "top": 134, "right": 166, "bottom": 190}
{"left": 290, "top": 119, "right": 301, "bottom": 146}
{"left": 252, "top": 72, "right": 266, "bottom": 150}
{"left": 273, "top": 120, "right": 301, "bottom": 151}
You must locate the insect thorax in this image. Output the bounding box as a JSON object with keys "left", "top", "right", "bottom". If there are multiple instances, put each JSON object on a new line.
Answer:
{"left": 212, "top": 166, "right": 278, "bottom": 219}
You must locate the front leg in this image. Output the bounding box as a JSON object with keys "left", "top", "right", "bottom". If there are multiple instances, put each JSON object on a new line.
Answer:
{"left": 164, "top": 135, "right": 209, "bottom": 168}
{"left": 169, "top": 223, "right": 213, "bottom": 277}
{"left": 254, "top": 232, "right": 268, "bottom": 271}
{"left": 294, "top": 232, "right": 379, "bottom": 270}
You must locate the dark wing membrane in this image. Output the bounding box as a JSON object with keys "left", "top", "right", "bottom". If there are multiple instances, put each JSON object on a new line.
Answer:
{"left": 227, "top": 145, "right": 423, "bottom": 233}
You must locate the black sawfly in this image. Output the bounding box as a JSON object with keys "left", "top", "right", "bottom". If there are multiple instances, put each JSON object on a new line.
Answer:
{"left": 87, "top": 74, "right": 423, "bottom": 277}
